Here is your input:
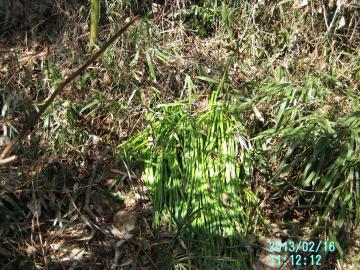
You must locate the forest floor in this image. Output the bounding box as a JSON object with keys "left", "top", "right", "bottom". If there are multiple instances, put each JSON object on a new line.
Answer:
{"left": 1, "top": 1, "right": 360, "bottom": 269}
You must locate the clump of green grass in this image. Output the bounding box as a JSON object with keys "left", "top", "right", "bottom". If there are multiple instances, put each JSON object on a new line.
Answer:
{"left": 119, "top": 76, "right": 259, "bottom": 268}
{"left": 252, "top": 75, "right": 360, "bottom": 260}
{"left": 182, "top": 1, "right": 234, "bottom": 38}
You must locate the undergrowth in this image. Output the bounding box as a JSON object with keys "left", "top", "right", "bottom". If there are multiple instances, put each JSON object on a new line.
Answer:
{"left": 1, "top": 0, "right": 359, "bottom": 269}
{"left": 120, "top": 76, "right": 259, "bottom": 268}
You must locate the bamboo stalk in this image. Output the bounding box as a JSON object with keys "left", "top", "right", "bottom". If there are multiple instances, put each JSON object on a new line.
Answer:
{"left": 90, "top": 0, "right": 100, "bottom": 46}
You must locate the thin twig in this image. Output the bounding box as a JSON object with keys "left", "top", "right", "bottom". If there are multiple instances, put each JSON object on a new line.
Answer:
{"left": 110, "top": 240, "right": 122, "bottom": 270}
{"left": 0, "top": 155, "right": 17, "bottom": 165}
{"left": 325, "top": 4, "right": 342, "bottom": 39}
{"left": 322, "top": 3, "right": 329, "bottom": 29}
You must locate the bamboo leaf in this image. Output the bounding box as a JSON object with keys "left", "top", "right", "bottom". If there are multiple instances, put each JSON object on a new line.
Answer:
{"left": 145, "top": 48, "right": 156, "bottom": 82}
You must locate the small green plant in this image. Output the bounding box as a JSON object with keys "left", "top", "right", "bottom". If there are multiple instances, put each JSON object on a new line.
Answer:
{"left": 184, "top": 4, "right": 219, "bottom": 38}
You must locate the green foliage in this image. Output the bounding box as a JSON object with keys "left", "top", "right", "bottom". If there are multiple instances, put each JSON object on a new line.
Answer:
{"left": 184, "top": 4, "right": 218, "bottom": 37}
{"left": 184, "top": 1, "right": 235, "bottom": 38}
{"left": 0, "top": 192, "right": 25, "bottom": 236}
{"left": 120, "top": 77, "right": 259, "bottom": 268}
{"left": 252, "top": 76, "right": 360, "bottom": 259}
